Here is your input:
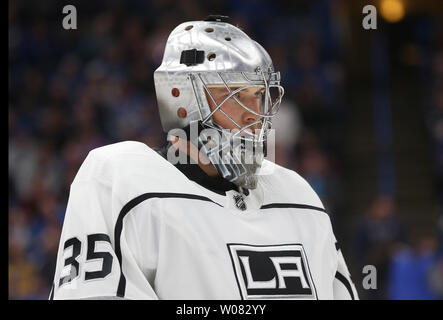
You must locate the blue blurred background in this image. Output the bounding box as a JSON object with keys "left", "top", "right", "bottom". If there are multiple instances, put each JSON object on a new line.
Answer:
{"left": 8, "top": 0, "right": 443, "bottom": 299}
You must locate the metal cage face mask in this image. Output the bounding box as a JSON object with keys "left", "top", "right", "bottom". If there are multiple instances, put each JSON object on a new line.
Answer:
{"left": 154, "top": 18, "right": 285, "bottom": 191}
{"left": 193, "top": 68, "right": 284, "bottom": 142}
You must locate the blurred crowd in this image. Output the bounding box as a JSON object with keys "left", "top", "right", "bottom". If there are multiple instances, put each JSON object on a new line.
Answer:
{"left": 351, "top": 194, "right": 443, "bottom": 299}
{"left": 8, "top": 0, "right": 442, "bottom": 299}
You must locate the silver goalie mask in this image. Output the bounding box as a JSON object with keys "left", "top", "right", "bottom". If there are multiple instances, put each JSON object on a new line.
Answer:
{"left": 154, "top": 16, "right": 284, "bottom": 191}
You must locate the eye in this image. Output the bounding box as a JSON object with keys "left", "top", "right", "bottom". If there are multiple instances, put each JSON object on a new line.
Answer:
{"left": 254, "top": 90, "right": 265, "bottom": 98}
{"left": 225, "top": 91, "right": 234, "bottom": 99}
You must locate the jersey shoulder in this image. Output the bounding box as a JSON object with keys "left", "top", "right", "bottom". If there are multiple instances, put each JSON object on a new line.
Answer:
{"left": 258, "top": 160, "right": 325, "bottom": 210}
{"left": 73, "top": 141, "right": 179, "bottom": 190}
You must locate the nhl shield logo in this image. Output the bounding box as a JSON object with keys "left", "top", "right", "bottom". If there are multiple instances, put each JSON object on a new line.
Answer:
{"left": 233, "top": 194, "right": 247, "bottom": 211}
{"left": 227, "top": 243, "right": 317, "bottom": 299}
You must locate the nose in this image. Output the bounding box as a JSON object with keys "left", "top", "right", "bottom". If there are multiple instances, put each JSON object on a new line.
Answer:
{"left": 241, "top": 100, "right": 261, "bottom": 128}
{"left": 242, "top": 111, "right": 261, "bottom": 126}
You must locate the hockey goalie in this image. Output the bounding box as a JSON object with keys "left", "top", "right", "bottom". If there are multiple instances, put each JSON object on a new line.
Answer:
{"left": 50, "top": 16, "right": 358, "bottom": 300}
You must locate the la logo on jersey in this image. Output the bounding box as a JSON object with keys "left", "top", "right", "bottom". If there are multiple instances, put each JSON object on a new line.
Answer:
{"left": 227, "top": 243, "right": 317, "bottom": 299}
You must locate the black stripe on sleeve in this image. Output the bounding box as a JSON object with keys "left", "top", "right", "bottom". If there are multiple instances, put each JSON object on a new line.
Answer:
{"left": 114, "top": 192, "right": 222, "bottom": 298}
{"left": 260, "top": 203, "right": 327, "bottom": 213}
{"left": 49, "top": 283, "right": 54, "bottom": 300}
{"left": 334, "top": 271, "right": 355, "bottom": 300}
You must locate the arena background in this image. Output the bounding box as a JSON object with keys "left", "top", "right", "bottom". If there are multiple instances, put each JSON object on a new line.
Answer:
{"left": 8, "top": 0, "right": 443, "bottom": 299}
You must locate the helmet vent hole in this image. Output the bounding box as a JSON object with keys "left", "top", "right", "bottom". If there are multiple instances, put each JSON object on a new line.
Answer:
{"left": 207, "top": 53, "right": 216, "bottom": 61}
{"left": 177, "top": 108, "right": 187, "bottom": 118}
{"left": 171, "top": 88, "right": 180, "bottom": 97}
{"left": 225, "top": 37, "right": 231, "bottom": 41}
{"left": 185, "top": 25, "right": 193, "bottom": 31}
{"left": 205, "top": 28, "right": 214, "bottom": 33}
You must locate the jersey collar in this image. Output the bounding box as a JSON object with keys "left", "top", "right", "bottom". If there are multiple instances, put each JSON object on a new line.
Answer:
{"left": 155, "top": 142, "right": 246, "bottom": 196}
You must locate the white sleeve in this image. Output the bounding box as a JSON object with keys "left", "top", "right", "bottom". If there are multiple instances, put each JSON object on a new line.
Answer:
{"left": 332, "top": 237, "right": 359, "bottom": 300}
{"left": 50, "top": 151, "right": 158, "bottom": 300}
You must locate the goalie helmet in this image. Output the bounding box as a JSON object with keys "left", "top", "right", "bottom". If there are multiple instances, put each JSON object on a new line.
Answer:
{"left": 154, "top": 16, "right": 284, "bottom": 191}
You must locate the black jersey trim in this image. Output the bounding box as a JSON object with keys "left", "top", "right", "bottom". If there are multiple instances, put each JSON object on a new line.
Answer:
{"left": 335, "top": 242, "right": 341, "bottom": 251}
{"left": 114, "top": 192, "right": 222, "bottom": 297}
{"left": 334, "top": 271, "right": 355, "bottom": 300}
{"left": 260, "top": 203, "right": 327, "bottom": 213}
{"left": 49, "top": 283, "right": 54, "bottom": 300}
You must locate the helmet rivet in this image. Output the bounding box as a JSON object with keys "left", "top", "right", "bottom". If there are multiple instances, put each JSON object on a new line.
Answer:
{"left": 171, "top": 88, "right": 180, "bottom": 97}
{"left": 177, "top": 107, "right": 187, "bottom": 118}
{"left": 207, "top": 53, "right": 216, "bottom": 61}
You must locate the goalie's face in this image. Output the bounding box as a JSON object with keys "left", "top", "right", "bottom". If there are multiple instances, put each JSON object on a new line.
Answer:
{"left": 204, "top": 86, "right": 265, "bottom": 134}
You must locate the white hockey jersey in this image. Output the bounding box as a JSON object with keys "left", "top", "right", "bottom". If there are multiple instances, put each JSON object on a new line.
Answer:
{"left": 50, "top": 141, "right": 358, "bottom": 300}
